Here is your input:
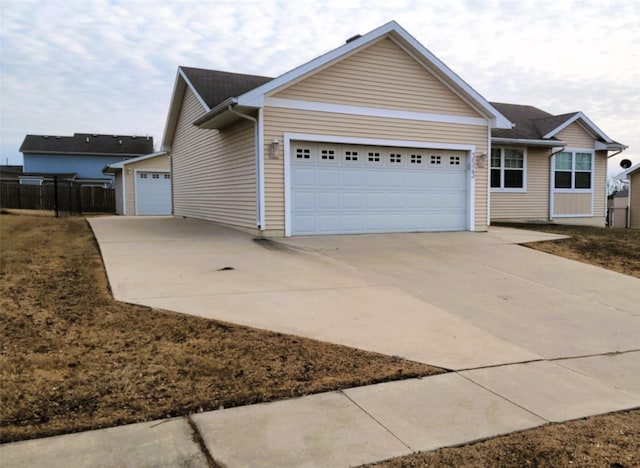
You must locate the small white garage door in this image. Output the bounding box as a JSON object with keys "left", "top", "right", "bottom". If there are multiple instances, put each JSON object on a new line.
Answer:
{"left": 135, "top": 171, "right": 171, "bottom": 215}
{"left": 291, "top": 142, "right": 468, "bottom": 235}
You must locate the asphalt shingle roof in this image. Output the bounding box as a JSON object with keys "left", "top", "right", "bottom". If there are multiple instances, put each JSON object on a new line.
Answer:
{"left": 180, "top": 67, "right": 273, "bottom": 109}
{"left": 20, "top": 133, "right": 154, "bottom": 155}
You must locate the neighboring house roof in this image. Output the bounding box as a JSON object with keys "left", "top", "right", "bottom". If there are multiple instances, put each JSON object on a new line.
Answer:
{"left": 20, "top": 133, "right": 154, "bottom": 156}
{"left": 490, "top": 102, "right": 626, "bottom": 151}
{"left": 102, "top": 151, "right": 168, "bottom": 174}
{"left": 162, "top": 20, "right": 511, "bottom": 148}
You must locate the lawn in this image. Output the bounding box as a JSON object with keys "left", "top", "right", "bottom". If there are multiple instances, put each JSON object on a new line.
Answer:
{"left": 1, "top": 214, "right": 638, "bottom": 467}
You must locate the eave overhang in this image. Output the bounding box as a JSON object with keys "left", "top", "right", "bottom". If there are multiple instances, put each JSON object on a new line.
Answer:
{"left": 491, "top": 137, "right": 566, "bottom": 147}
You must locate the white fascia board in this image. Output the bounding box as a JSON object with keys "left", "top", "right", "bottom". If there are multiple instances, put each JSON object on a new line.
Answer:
{"left": 161, "top": 71, "right": 187, "bottom": 149}
{"left": 237, "top": 20, "right": 511, "bottom": 129}
{"left": 543, "top": 112, "right": 612, "bottom": 143}
{"left": 492, "top": 137, "right": 566, "bottom": 147}
{"left": 265, "top": 97, "right": 488, "bottom": 126}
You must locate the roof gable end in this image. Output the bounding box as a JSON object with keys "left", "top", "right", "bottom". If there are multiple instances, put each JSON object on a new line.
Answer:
{"left": 236, "top": 21, "right": 510, "bottom": 129}
{"left": 541, "top": 111, "right": 612, "bottom": 143}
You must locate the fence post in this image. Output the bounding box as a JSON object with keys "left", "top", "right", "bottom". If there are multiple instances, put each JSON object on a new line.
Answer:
{"left": 54, "top": 176, "right": 59, "bottom": 218}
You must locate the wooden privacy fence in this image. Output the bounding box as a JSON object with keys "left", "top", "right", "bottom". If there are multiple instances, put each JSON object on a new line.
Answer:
{"left": 0, "top": 179, "right": 115, "bottom": 215}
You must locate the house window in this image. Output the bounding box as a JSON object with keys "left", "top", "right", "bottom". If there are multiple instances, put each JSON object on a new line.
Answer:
{"left": 491, "top": 148, "right": 525, "bottom": 190}
{"left": 554, "top": 151, "right": 593, "bottom": 190}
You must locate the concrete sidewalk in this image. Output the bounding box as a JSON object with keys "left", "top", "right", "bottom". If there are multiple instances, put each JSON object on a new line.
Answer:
{"left": 3, "top": 352, "right": 639, "bottom": 467}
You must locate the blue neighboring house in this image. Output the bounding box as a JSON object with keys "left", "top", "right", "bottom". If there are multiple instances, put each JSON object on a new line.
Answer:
{"left": 19, "top": 133, "right": 154, "bottom": 187}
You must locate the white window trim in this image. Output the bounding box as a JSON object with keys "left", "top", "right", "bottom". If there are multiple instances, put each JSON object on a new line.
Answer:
{"left": 283, "top": 132, "right": 476, "bottom": 236}
{"left": 550, "top": 148, "right": 595, "bottom": 219}
{"left": 490, "top": 146, "right": 527, "bottom": 192}
{"left": 552, "top": 148, "right": 595, "bottom": 194}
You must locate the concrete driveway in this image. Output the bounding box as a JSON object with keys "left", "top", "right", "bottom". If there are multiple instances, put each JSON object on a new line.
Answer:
{"left": 89, "top": 216, "right": 640, "bottom": 371}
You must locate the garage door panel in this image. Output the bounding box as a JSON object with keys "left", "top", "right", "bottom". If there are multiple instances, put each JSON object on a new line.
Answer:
{"left": 293, "top": 168, "right": 315, "bottom": 185}
{"left": 317, "top": 192, "right": 340, "bottom": 209}
{"left": 343, "top": 192, "right": 363, "bottom": 209}
{"left": 293, "top": 191, "right": 315, "bottom": 210}
{"left": 136, "top": 171, "right": 171, "bottom": 215}
{"left": 291, "top": 142, "right": 468, "bottom": 235}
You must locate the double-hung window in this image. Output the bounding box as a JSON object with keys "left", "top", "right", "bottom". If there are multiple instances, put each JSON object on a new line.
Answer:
{"left": 491, "top": 148, "right": 525, "bottom": 191}
{"left": 554, "top": 151, "right": 593, "bottom": 190}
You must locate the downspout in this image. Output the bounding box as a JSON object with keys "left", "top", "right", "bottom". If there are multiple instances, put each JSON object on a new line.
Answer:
{"left": 548, "top": 146, "right": 566, "bottom": 221}
{"left": 227, "top": 105, "right": 263, "bottom": 231}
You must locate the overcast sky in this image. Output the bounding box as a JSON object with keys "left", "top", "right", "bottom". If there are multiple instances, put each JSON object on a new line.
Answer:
{"left": 1, "top": 0, "right": 638, "bottom": 175}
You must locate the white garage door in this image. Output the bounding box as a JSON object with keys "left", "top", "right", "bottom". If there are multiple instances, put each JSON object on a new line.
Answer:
{"left": 135, "top": 171, "right": 171, "bottom": 215}
{"left": 291, "top": 142, "right": 468, "bottom": 235}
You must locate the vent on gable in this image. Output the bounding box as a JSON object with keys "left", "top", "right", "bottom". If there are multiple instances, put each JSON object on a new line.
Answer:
{"left": 346, "top": 34, "right": 361, "bottom": 44}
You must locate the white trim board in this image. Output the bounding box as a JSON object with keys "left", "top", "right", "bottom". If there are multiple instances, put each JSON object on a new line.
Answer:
{"left": 265, "top": 98, "right": 488, "bottom": 127}
{"left": 283, "top": 132, "right": 476, "bottom": 236}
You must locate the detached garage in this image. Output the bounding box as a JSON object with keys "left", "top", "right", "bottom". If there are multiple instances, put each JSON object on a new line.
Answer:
{"left": 162, "top": 21, "right": 512, "bottom": 236}
{"left": 103, "top": 152, "right": 171, "bottom": 215}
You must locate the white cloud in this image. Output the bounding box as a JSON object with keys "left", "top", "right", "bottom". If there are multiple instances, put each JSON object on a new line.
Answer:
{"left": 1, "top": 0, "right": 638, "bottom": 171}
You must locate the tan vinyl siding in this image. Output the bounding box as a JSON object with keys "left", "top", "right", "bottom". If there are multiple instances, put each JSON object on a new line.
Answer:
{"left": 490, "top": 147, "right": 550, "bottom": 221}
{"left": 172, "top": 88, "right": 256, "bottom": 228}
{"left": 263, "top": 106, "right": 488, "bottom": 232}
{"left": 593, "top": 151, "right": 607, "bottom": 218}
{"left": 553, "top": 193, "right": 592, "bottom": 215}
{"left": 123, "top": 155, "right": 170, "bottom": 215}
{"left": 630, "top": 171, "right": 640, "bottom": 229}
{"left": 273, "top": 38, "right": 480, "bottom": 118}
{"left": 556, "top": 123, "right": 594, "bottom": 148}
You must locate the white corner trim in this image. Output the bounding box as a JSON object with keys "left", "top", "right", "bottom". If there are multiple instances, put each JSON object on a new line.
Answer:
{"left": 283, "top": 132, "right": 476, "bottom": 236}
{"left": 265, "top": 97, "right": 488, "bottom": 127}
{"left": 257, "top": 108, "right": 266, "bottom": 230}
{"left": 122, "top": 171, "right": 127, "bottom": 215}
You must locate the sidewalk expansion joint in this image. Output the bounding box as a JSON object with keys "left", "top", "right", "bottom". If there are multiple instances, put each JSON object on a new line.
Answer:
{"left": 548, "top": 349, "right": 640, "bottom": 362}
{"left": 187, "top": 416, "right": 220, "bottom": 468}
{"left": 339, "top": 390, "right": 415, "bottom": 453}
{"left": 456, "top": 372, "right": 549, "bottom": 424}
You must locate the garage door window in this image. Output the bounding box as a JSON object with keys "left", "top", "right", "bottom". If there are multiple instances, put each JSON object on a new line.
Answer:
{"left": 410, "top": 154, "right": 423, "bottom": 164}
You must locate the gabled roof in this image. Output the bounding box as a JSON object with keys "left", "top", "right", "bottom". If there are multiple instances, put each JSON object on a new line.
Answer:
{"left": 102, "top": 151, "right": 167, "bottom": 174}
{"left": 162, "top": 21, "right": 511, "bottom": 147}
{"left": 20, "top": 133, "right": 154, "bottom": 156}
{"left": 490, "top": 103, "right": 626, "bottom": 151}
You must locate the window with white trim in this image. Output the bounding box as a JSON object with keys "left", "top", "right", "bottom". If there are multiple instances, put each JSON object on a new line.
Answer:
{"left": 554, "top": 150, "right": 593, "bottom": 190}
{"left": 491, "top": 148, "right": 525, "bottom": 190}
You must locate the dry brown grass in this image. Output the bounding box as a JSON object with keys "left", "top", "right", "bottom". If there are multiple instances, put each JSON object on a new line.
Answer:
{"left": 368, "top": 409, "right": 640, "bottom": 468}
{"left": 497, "top": 223, "right": 640, "bottom": 278}
{"left": 0, "top": 214, "right": 442, "bottom": 443}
